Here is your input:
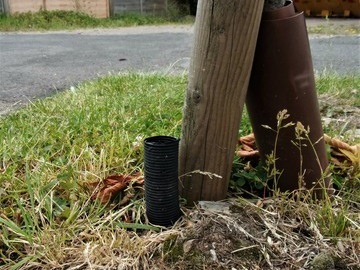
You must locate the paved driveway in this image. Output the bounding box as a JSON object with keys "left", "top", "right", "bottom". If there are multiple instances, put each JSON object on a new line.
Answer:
{"left": 0, "top": 23, "right": 359, "bottom": 115}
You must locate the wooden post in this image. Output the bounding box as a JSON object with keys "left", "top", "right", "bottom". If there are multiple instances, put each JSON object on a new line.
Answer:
{"left": 179, "top": 0, "right": 264, "bottom": 205}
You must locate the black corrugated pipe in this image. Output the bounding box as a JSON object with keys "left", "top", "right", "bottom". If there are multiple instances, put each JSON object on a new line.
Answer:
{"left": 144, "top": 136, "right": 182, "bottom": 227}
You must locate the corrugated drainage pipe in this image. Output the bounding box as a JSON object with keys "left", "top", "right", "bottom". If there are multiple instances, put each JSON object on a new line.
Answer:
{"left": 144, "top": 136, "right": 182, "bottom": 227}
{"left": 246, "top": 0, "right": 331, "bottom": 197}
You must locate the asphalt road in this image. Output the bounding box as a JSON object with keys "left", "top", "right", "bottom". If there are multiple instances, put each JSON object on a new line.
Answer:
{"left": 0, "top": 24, "right": 359, "bottom": 115}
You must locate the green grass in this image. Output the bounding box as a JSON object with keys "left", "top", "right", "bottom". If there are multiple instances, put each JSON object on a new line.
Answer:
{"left": 0, "top": 74, "right": 185, "bottom": 267}
{"left": 307, "top": 19, "right": 360, "bottom": 35}
{"left": 315, "top": 73, "right": 360, "bottom": 140}
{"left": 316, "top": 72, "right": 360, "bottom": 106}
{"left": 0, "top": 73, "right": 359, "bottom": 268}
{"left": 0, "top": 10, "right": 194, "bottom": 32}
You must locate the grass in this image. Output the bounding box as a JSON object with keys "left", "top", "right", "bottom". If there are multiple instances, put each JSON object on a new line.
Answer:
{"left": 316, "top": 72, "right": 360, "bottom": 106}
{"left": 316, "top": 73, "right": 360, "bottom": 140}
{"left": 0, "top": 74, "right": 185, "bottom": 268}
{"left": 0, "top": 73, "right": 359, "bottom": 268}
{"left": 0, "top": 10, "right": 194, "bottom": 32}
{"left": 306, "top": 18, "right": 360, "bottom": 35}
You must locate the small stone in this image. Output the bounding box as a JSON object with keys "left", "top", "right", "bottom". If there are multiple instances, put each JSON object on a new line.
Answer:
{"left": 183, "top": 239, "right": 195, "bottom": 254}
{"left": 336, "top": 240, "right": 345, "bottom": 253}
{"left": 321, "top": 117, "right": 333, "bottom": 127}
{"left": 210, "top": 249, "right": 218, "bottom": 262}
{"left": 198, "top": 201, "right": 231, "bottom": 214}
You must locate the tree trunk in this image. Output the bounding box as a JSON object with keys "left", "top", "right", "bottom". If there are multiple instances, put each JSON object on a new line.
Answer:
{"left": 179, "top": 0, "right": 264, "bottom": 205}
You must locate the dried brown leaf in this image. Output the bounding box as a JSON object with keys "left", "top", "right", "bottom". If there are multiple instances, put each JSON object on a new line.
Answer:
{"left": 89, "top": 172, "right": 144, "bottom": 204}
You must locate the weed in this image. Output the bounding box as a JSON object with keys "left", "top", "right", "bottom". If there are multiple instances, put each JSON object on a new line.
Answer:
{"left": 262, "top": 110, "right": 295, "bottom": 192}
{"left": 233, "top": 108, "right": 358, "bottom": 241}
{"left": 230, "top": 157, "right": 267, "bottom": 197}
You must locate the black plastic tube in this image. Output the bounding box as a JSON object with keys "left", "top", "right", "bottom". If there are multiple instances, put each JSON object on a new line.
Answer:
{"left": 144, "top": 136, "right": 181, "bottom": 227}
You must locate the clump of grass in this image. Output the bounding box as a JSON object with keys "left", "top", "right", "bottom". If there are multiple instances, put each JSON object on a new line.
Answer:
{"left": 315, "top": 72, "right": 360, "bottom": 104}
{"left": 0, "top": 9, "right": 194, "bottom": 32}
{"left": 316, "top": 73, "right": 360, "bottom": 140}
{"left": 232, "top": 106, "right": 358, "bottom": 244}
{"left": 229, "top": 108, "right": 359, "bottom": 268}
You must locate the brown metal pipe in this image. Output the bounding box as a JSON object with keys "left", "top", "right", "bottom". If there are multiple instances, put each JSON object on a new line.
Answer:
{"left": 246, "top": 1, "right": 331, "bottom": 197}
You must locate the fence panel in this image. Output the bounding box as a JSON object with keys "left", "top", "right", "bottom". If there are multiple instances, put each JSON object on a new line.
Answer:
{"left": 111, "top": 0, "right": 141, "bottom": 14}
{"left": 4, "top": 0, "right": 109, "bottom": 18}
{"left": 142, "top": 0, "right": 167, "bottom": 14}
{"left": 46, "top": 0, "right": 76, "bottom": 11}
{"left": 111, "top": 0, "right": 167, "bottom": 15}
{"left": 78, "top": 0, "right": 109, "bottom": 18}
{"left": 7, "top": 0, "right": 43, "bottom": 13}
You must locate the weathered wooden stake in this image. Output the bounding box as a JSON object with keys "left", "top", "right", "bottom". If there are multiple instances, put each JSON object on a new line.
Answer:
{"left": 179, "top": 0, "right": 264, "bottom": 205}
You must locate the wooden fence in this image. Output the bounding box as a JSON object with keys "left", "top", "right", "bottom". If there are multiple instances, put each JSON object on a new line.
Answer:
{"left": 110, "top": 0, "right": 168, "bottom": 16}
{"left": 1, "top": 0, "right": 169, "bottom": 17}
{"left": 2, "top": 0, "right": 109, "bottom": 18}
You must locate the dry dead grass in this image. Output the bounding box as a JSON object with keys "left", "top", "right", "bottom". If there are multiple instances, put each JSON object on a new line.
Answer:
{"left": 16, "top": 196, "right": 358, "bottom": 270}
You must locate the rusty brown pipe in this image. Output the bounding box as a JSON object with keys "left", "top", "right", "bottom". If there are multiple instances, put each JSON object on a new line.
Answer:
{"left": 246, "top": 0, "right": 331, "bottom": 196}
